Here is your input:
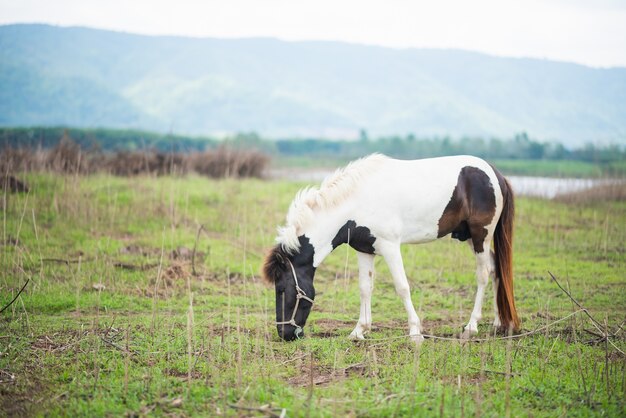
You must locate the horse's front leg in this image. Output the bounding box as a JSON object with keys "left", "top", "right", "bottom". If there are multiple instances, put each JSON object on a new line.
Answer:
{"left": 378, "top": 241, "right": 423, "bottom": 344}
{"left": 349, "top": 252, "right": 375, "bottom": 340}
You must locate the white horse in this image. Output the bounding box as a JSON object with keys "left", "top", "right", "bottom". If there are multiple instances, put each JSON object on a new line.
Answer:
{"left": 262, "top": 154, "right": 519, "bottom": 342}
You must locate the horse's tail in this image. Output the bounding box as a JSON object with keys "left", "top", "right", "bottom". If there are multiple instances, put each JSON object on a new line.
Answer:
{"left": 493, "top": 176, "right": 520, "bottom": 331}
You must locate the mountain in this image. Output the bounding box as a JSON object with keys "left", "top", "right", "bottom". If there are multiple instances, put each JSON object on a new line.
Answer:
{"left": 1, "top": 23, "right": 625, "bottom": 145}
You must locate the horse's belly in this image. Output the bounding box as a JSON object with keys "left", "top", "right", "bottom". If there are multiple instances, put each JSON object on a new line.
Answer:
{"left": 398, "top": 210, "right": 448, "bottom": 244}
{"left": 400, "top": 226, "right": 440, "bottom": 244}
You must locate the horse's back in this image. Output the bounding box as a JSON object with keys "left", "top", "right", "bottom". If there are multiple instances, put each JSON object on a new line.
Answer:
{"left": 353, "top": 155, "right": 503, "bottom": 244}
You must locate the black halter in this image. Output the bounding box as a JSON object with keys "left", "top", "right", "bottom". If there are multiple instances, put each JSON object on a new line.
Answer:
{"left": 275, "top": 260, "right": 314, "bottom": 338}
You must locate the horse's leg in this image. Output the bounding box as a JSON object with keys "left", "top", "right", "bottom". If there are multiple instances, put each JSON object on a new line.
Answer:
{"left": 349, "top": 252, "right": 375, "bottom": 340}
{"left": 378, "top": 241, "right": 423, "bottom": 344}
{"left": 463, "top": 245, "right": 495, "bottom": 336}
{"left": 490, "top": 250, "right": 501, "bottom": 328}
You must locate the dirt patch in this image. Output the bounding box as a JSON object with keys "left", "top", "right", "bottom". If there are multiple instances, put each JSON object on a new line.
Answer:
{"left": 311, "top": 318, "right": 353, "bottom": 336}
{"left": 128, "top": 266, "right": 248, "bottom": 298}
{"left": 314, "top": 331, "right": 339, "bottom": 339}
{"left": 311, "top": 318, "right": 411, "bottom": 336}
{"left": 132, "top": 263, "right": 192, "bottom": 298}
{"left": 120, "top": 244, "right": 158, "bottom": 257}
{"left": 3, "top": 235, "right": 21, "bottom": 246}
{"left": 422, "top": 282, "right": 471, "bottom": 298}
{"left": 30, "top": 327, "right": 125, "bottom": 354}
{"left": 163, "top": 368, "right": 205, "bottom": 380}
{"left": 287, "top": 360, "right": 368, "bottom": 387}
{"left": 163, "top": 263, "right": 190, "bottom": 282}
{"left": 170, "top": 246, "right": 206, "bottom": 261}
{"left": 0, "top": 368, "right": 49, "bottom": 417}
{"left": 421, "top": 318, "right": 466, "bottom": 337}
{"left": 119, "top": 245, "right": 205, "bottom": 262}
{"left": 310, "top": 318, "right": 465, "bottom": 339}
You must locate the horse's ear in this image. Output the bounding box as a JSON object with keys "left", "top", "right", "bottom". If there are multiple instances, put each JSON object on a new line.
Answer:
{"left": 261, "top": 245, "right": 287, "bottom": 284}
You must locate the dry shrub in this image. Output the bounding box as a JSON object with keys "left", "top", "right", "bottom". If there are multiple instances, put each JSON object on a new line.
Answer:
{"left": 104, "top": 151, "right": 190, "bottom": 176}
{"left": 151, "top": 152, "right": 190, "bottom": 176}
{"left": 46, "top": 133, "right": 93, "bottom": 174}
{"left": 103, "top": 151, "right": 150, "bottom": 176}
{"left": 191, "top": 146, "right": 269, "bottom": 179}
{"left": 0, "top": 136, "right": 269, "bottom": 179}
{"left": 554, "top": 182, "right": 626, "bottom": 204}
{"left": 0, "top": 146, "right": 47, "bottom": 174}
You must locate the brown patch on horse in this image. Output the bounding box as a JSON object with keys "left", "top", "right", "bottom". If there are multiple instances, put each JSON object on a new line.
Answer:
{"left": 437, "top": 166, "right": 496, "bottom": 253}
{"left": 261, "top": 244, "right": 288, "bottom": 284}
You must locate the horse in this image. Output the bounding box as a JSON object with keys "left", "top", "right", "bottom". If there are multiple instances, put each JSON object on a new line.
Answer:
{"left": 262, "top": 154, "right": 519, "bottom": 342}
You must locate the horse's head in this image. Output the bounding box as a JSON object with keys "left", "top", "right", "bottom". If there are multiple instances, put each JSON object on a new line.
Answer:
{"left": 262, "top": 236, "right": 316, "bottom": 341}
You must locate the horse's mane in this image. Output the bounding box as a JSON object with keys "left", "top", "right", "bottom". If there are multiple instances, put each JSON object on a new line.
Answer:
{"left": 276, "top": 153, "right": 389, "bottom": 253}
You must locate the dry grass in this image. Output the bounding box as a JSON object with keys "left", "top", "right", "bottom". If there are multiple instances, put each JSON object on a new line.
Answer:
{"left": 104, "top": 150, "right": 191, "bottom": 176}
{"left": 0, "top": 135, "right": 269, "bottom": 179}
{"left": 554, "top": 182, "right": 626, "bottom": 204}
{"left": 1, "top": 173, "right": 625, "bottom": 417}
{"left": 191, "top": 146, "right": 270, "bottom": 179}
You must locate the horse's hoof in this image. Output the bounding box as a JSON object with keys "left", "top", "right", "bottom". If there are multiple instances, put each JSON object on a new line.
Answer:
{"left": 460, "top": 328, "right": 477, "bottom": 340}
{"left": 349, "top": 331, "right": 365, "bottom": 340}
{"left": 410, "top": 334, "right": 425, "bottom": 346}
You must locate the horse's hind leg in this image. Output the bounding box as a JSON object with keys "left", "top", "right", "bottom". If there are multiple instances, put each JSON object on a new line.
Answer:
{"left": 377, "top": 240, "right": 423, "bottom": 344}
{"left": 349, "top": 252, "right": 375, "bottom": 340}
{"left": 490, "top": 250, "right": 501, "bottom": 328}
{"left": 463, "top": 242, "right": 495, "bottom": 336}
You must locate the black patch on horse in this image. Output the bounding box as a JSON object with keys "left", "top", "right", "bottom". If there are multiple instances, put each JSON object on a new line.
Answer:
{"left": 437, "top": 166, "right": 496, "bottom": 253}
{"left": 292, "top": 235, "right": 315, "bottom": 267}
{"left": 332, "top": 220, "right": 376, "bottom": 254}
{"left": 451, "top": 220, "right": 471, "bottom": 242}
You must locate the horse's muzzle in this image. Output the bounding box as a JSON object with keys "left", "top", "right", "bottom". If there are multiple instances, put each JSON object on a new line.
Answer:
{"left": 277, "top": 324, "right": 304, "bottom": 341}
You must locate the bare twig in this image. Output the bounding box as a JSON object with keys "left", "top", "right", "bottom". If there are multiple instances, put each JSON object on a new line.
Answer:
{"left": 611, "top": 319, "right": 625, "bottom": 337}
{"left": 278, "top": 353, "right": 308, "bottom": 366}
{"left": 468, "top": 366, "right": 520, "bottom": 377}
{"left": 228, "top": 403, "right": 285, "bottom": 418}
{"left": 192, "top": 224, "right": 205, "bottom": 276}
{"left": 583, "top": 329, "right": 605, "bottom": 339}
{"left": 549, "top": 271, "right": 625, "bottom": 356}
{"left": 0, "top": 369, "right": 16, "bottom": 384}
{"left": 100, "top": 336, "right": 140, "bottom": 361}
{"left": 113, "top": 262, "right": 158, "bottom": 271}
{"left": 40, "top": 258, "right": 70, "bottom": 265}
{"left": 0, "top": 278, "right": 29, "bottom": 314}
{"left": 548, "top": 272, "right": 604, "bottom": 330}
{"left": 366, "top": 309, "right": 585, "bottom": 346}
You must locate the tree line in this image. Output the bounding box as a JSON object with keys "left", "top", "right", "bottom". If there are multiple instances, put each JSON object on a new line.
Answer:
{"left": 1, "top": 127, "right": 624, "bottom": 164}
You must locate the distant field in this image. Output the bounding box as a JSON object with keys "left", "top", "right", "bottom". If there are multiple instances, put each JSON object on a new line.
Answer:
{"left": 1, "top": 174, "right": 625, "bottom": 416}
{"left": 491, "top": 159, "right": 626, "bottom": 178}
{"left": 274, "top": 156, "right": 626, "bottom": 178}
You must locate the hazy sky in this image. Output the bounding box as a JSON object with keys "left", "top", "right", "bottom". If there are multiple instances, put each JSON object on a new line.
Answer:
{"left": 2, "top": 0, "right": 626, "bottom": 68}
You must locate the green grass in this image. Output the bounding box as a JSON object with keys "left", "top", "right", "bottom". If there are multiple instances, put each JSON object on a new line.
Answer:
{"left": 274, "top": 156, "right": 626, "bottom": 178}
{"left": 490, "top": 159, "right": 625, "bottom": 178}
{"left": 1, "top": 173, "right": 625, "bottom": 417}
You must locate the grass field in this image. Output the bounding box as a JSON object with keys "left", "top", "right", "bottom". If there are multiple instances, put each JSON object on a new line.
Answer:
{"left": 1, "top": 173, "right": 625, "bottom": 417}
{"left": 274, "top": 157, "right": 626, "bottom": 179}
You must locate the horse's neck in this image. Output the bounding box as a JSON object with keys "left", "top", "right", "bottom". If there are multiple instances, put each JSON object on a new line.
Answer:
{"left": 305, "top": 202, "right": 355, "bottom": 268}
